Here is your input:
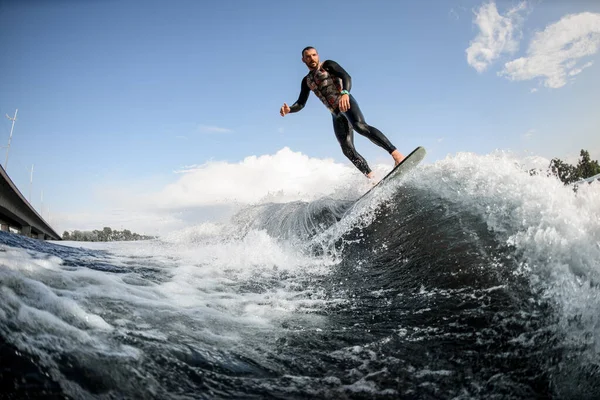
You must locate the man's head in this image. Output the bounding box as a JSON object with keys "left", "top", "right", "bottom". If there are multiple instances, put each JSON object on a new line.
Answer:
{"left": 301, "top": 46, "right": 319, "bottom": 70}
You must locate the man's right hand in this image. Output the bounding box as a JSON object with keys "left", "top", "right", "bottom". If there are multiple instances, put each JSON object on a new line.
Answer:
{"left": 280, "top": 103, "right": 291, "bottom": 117}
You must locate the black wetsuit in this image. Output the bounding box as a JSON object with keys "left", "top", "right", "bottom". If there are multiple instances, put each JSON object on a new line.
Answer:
{"left": 288, "top": 60, "right": 397, "bottom": 176}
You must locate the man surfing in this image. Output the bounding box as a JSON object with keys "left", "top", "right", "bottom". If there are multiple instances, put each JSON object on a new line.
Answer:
{"left": 280, "top": 46, "right": 405, "bottom": 179}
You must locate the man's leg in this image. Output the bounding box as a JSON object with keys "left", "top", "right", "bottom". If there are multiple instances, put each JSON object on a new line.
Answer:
{"left": 332, "top": 113, "right": 374, "bottom": 177}
{"left": 343, "top": 95, "right": 405, "bottom": 165}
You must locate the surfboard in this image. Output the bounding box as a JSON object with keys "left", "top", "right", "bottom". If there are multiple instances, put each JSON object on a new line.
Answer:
{"left": 338, "top": 146, "right": 426, "bottom": 221}
{"left": 359, "top": 146, "right": 426, "bottom": 199}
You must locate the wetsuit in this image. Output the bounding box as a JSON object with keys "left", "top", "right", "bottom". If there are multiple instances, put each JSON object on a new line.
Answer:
{"left": 288, "top": 60, "right": 397, "bottom": 176}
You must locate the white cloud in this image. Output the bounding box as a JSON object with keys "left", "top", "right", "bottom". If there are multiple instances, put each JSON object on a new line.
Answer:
{"left": 174, "top": 164, "right": 204, "bottom": 174}
{"left": 568, "top": 61, "right": 594, "bottom": 77}
{"left": 449, "top": 5, "right": 469, "bottom": 22}
{"left": 501, "top": 12, "right": 600, "bottom": 88}
{"left": 145, "top": 147, "right": 360, "bottom": 209}
{"left": 56, "top": 148, "right": 383, "bottom": 236}
{"left": 530, "top": 88, "right": 538, "bottom": 93}
{"left": 198, "top": 125, "right": 233, "bottom": 134}
{"left": 524, "top": 128, "right": 536, "bottom": 139}
{"left": 466, "top": 1, "right": 528, "bottom": 73}
{"left": 449, "top": 8, "right": 460, "bottom": 21}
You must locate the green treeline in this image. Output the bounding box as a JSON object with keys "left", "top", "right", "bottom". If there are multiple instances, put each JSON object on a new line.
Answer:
{"left": 549, "top": 149, "right": 600, "bottom": 185}
{"left": 62, "top": 227, "right": 154, "bottom": 241}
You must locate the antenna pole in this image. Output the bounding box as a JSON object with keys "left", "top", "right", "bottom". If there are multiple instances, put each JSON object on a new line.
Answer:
{"left": 4, "top": 109, "right": 18, "bottom": 171}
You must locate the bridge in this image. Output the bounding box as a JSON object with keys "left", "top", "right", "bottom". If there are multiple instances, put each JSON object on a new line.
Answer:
{"left": 0, "top": 164, "right": 61, "bottom": 240}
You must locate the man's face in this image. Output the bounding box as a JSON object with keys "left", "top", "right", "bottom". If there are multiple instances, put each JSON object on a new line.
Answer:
{"left": 302, "top": 49, "right": 319, "bottom": 70}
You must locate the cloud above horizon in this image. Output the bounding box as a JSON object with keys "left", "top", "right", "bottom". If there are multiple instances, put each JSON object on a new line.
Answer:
{"left": 466, "top": 1, "right": 527, "bottom": 73}
{"left": 53, "top": 148, "right": 383, "bottom": 236}
{"left": 523, "top": 128, "right": 535, "bottom": 140}
{"left": 500, "top": 12, "right": 600, "bottom": 88}
{"left": 466, "top": 2, "right": 600, "bottom": 88}
{"left": 146, "top": 147, "right": 362, "bottom": 209}
{"left": 198, "top": 125, "right": 233, "bottom": 134}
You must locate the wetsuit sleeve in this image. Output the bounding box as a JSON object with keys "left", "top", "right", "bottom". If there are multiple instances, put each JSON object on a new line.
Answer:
{"left": 322, "top": 60, "right": 352, "bottom": 92}
{"left": 289, "top": 76, "right": 310, "bottom": 113}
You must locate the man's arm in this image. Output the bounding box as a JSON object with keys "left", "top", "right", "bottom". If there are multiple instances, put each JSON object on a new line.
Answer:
{"left": 288, "top": 76, "right": 310, "bottom": 113}
{"left": 322, "top": 60, "right": 352, "bottom": 92}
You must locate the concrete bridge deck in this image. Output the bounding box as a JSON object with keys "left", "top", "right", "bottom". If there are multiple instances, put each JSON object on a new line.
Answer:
{"left": 0, "top": 164, "right": 61, "bottom": 241}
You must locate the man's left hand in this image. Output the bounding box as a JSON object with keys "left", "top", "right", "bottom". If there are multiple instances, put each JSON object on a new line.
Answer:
{"left": 339, "top": 94, "right": 350, "bottom": 112}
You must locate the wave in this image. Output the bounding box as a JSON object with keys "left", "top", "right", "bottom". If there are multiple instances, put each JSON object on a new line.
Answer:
{"left": 0, "top": 151, "right": 598, "bottom": 399}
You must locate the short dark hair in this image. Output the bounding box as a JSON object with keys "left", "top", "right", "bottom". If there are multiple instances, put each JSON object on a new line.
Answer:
{"left": 302, "top": 46, "right": 317, "bottom": 57}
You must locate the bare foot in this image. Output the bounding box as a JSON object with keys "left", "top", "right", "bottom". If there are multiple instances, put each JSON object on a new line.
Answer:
{"left": 366, "top": 171, "right": 381, "bottom": 187}
{"left": 391, "top": 150, "right": 405, "bottom": 166}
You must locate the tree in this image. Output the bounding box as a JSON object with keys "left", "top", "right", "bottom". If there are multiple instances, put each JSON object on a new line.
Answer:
{"left": 61, "top": 227, "right": 154, "bottom": 242}
{"left": 102, "top": 227, "right": 113, "bottom": 241}
{"left": 576, "top": 150, "right": 600, "bottom": 180}
{"left": 63, "top": 231, "right": 71, "bottom": 240}
{"left": 550, "top": 149, "right": 600, "bottom": 185}
{"left": 550, "top": 158, "right": 578, "bottom": 184}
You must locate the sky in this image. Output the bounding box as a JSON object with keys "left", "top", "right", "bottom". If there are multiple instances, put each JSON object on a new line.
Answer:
{"left": 0, "top": 0, "right": 599, "bottom": 236}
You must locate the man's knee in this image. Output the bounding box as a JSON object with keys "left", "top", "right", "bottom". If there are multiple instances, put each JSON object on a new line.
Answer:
{"left": 353, "top": 121, "right": 370, "bottom": 135}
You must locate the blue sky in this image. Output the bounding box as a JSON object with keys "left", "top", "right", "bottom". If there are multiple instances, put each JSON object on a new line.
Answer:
{"left": 1, "top": 0, "right": 599, "bottom": 235}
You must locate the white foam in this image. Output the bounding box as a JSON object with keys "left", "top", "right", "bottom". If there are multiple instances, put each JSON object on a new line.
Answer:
{"left": 415, "top": 151, "right": 600, "bottom": 356}
{"left": 151, "top": 228, "right": 337, "bottom": 328}
{"left": 46, "top": 217, "right": 341, "bottom": 351}
{"left": 5, "top": 148, "right": 598, "bottom": 396}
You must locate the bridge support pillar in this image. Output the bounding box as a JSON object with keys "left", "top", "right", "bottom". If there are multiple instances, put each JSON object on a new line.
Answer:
{"left": 37, "top": 233, "right": 45, "bottom": 240}
{"left": 21, "top": 225, "right": 32, "bottom": 237}
{"left": 1, "top": 223, "right": 8, "bottom": 232}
